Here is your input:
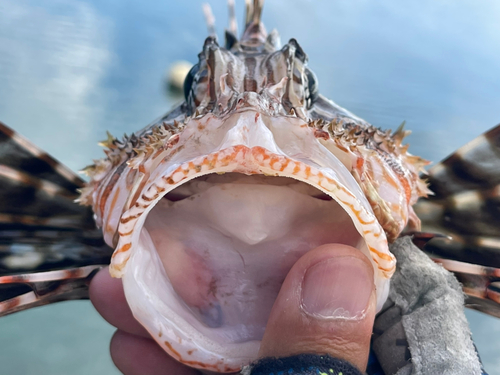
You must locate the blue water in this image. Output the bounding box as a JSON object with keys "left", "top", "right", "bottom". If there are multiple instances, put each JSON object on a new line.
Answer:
{"left": 0, "top": 0, "right": 499, "bottom": 373}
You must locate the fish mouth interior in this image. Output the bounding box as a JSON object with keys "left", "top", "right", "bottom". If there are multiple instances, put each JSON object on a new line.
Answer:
{"left": 139, "top": 173, "right": 366, "bottom": 345}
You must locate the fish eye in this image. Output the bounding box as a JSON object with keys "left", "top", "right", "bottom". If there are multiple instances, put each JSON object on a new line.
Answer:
{"left": 305, "top": 67, "right": 319, "bottom": 108}
{"left": 183, "top": 63, "right": 200, "bottom": 101}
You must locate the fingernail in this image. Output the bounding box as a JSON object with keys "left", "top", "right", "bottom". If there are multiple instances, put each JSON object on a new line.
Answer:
{"left": 301, "top": 256, "right": 373, "bottom": 319}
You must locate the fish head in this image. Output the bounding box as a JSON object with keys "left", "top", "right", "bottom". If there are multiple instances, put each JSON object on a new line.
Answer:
{"left": 79, "top": 9, "right": 429, "bottom": 373}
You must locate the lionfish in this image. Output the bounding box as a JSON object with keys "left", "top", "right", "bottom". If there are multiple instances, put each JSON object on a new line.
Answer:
{"left": 0, "top": 0, "right": 499, "bottom": 372}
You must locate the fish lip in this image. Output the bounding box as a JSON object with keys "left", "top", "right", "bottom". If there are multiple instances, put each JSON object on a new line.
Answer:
{"left": 113, "top": 147, "right": 394, "bottom": 372}
{"left": 107, "top": 112, "right": 395, "bottom": 372}
{"left": 111, "top": 143, "right": 394, "bottom": 284}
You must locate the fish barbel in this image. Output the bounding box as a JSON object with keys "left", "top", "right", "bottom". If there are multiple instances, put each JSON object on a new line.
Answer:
{"left": 0, "top": 0, "right": 499, "bottom": 373}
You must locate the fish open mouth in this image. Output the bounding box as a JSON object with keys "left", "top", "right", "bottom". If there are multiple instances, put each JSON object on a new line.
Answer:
{"left": 146, "top": 173, "right": 363, "bottom": 335}
{"left": 108, "top": 112, "right": 394, "bottom": 372}
{"left": 118, "top": 172, "right": 390, "bottom": 371}
{"left": 122, "top": 173, "right": 383, "bottom": 372}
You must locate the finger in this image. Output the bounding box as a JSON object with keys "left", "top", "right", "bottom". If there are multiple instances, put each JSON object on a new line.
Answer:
{"left": 89, "top": 267, "right": 150, "bottom": 337}
{"left": 259, "top": 244, "right": 377, "bottom": 372}
{"left": 111, "top": 330, "right": 201, "bottom": 375}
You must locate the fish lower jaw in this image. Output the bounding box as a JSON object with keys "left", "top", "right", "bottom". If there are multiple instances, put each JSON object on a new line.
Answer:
{"left": 118, "top": 173, "right": 391, "bottom": 372}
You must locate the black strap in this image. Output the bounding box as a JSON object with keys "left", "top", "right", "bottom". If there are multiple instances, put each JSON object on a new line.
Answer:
{"left": 249, "top": 354, "right": 364, "bottom": 375}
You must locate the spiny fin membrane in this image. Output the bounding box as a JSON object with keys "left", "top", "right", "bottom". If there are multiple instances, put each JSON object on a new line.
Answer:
{"left": 413, "top": 123, "right": 500, "bottom": 317}
{"left": 0, "top": 122, "right": 112, "bottom": 315}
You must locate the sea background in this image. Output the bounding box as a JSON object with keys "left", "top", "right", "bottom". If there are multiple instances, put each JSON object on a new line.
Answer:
{"left": 0, "top": 0, "right": 499, "bottom": 373}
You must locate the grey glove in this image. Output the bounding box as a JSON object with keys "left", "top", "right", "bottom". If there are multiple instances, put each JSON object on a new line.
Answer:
{"left": 372, "top": 236, "right": 484, "bottom": 375}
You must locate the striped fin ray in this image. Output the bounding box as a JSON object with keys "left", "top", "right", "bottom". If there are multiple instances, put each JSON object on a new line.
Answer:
{"left": 0, "top": 122, "right": 112, "bottom": 315}
{"left": 425, "top": 124, "right": 500, "bottom": 197}
{"left": 0, "top": 266, "right": 103, "bottom": 317}
{"left": 433, "top": 258, "right": 500, "bottom": 318}
{"left": 413, "top": 123, "right": 500, "bottom": 317}
{"left": 0, "top": 121, "right": 83, "bottom": 195}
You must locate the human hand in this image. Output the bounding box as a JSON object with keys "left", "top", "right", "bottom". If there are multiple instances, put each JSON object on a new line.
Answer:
{"left": 90, "top": 243, "right": 376, "bottom": 374}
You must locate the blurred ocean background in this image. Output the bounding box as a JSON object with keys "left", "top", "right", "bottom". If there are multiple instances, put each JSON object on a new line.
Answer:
{"left": 0, "top": 0, "right": 499, "bottom": 373}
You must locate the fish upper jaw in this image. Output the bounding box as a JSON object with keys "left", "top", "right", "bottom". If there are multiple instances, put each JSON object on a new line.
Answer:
{"left": 107, "top": 110, "right": 394, "bottom": 280}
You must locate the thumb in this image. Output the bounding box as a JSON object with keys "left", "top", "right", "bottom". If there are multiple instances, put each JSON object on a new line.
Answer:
{"left": 258, "top": 243, "right": 377, "bottom": 372}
